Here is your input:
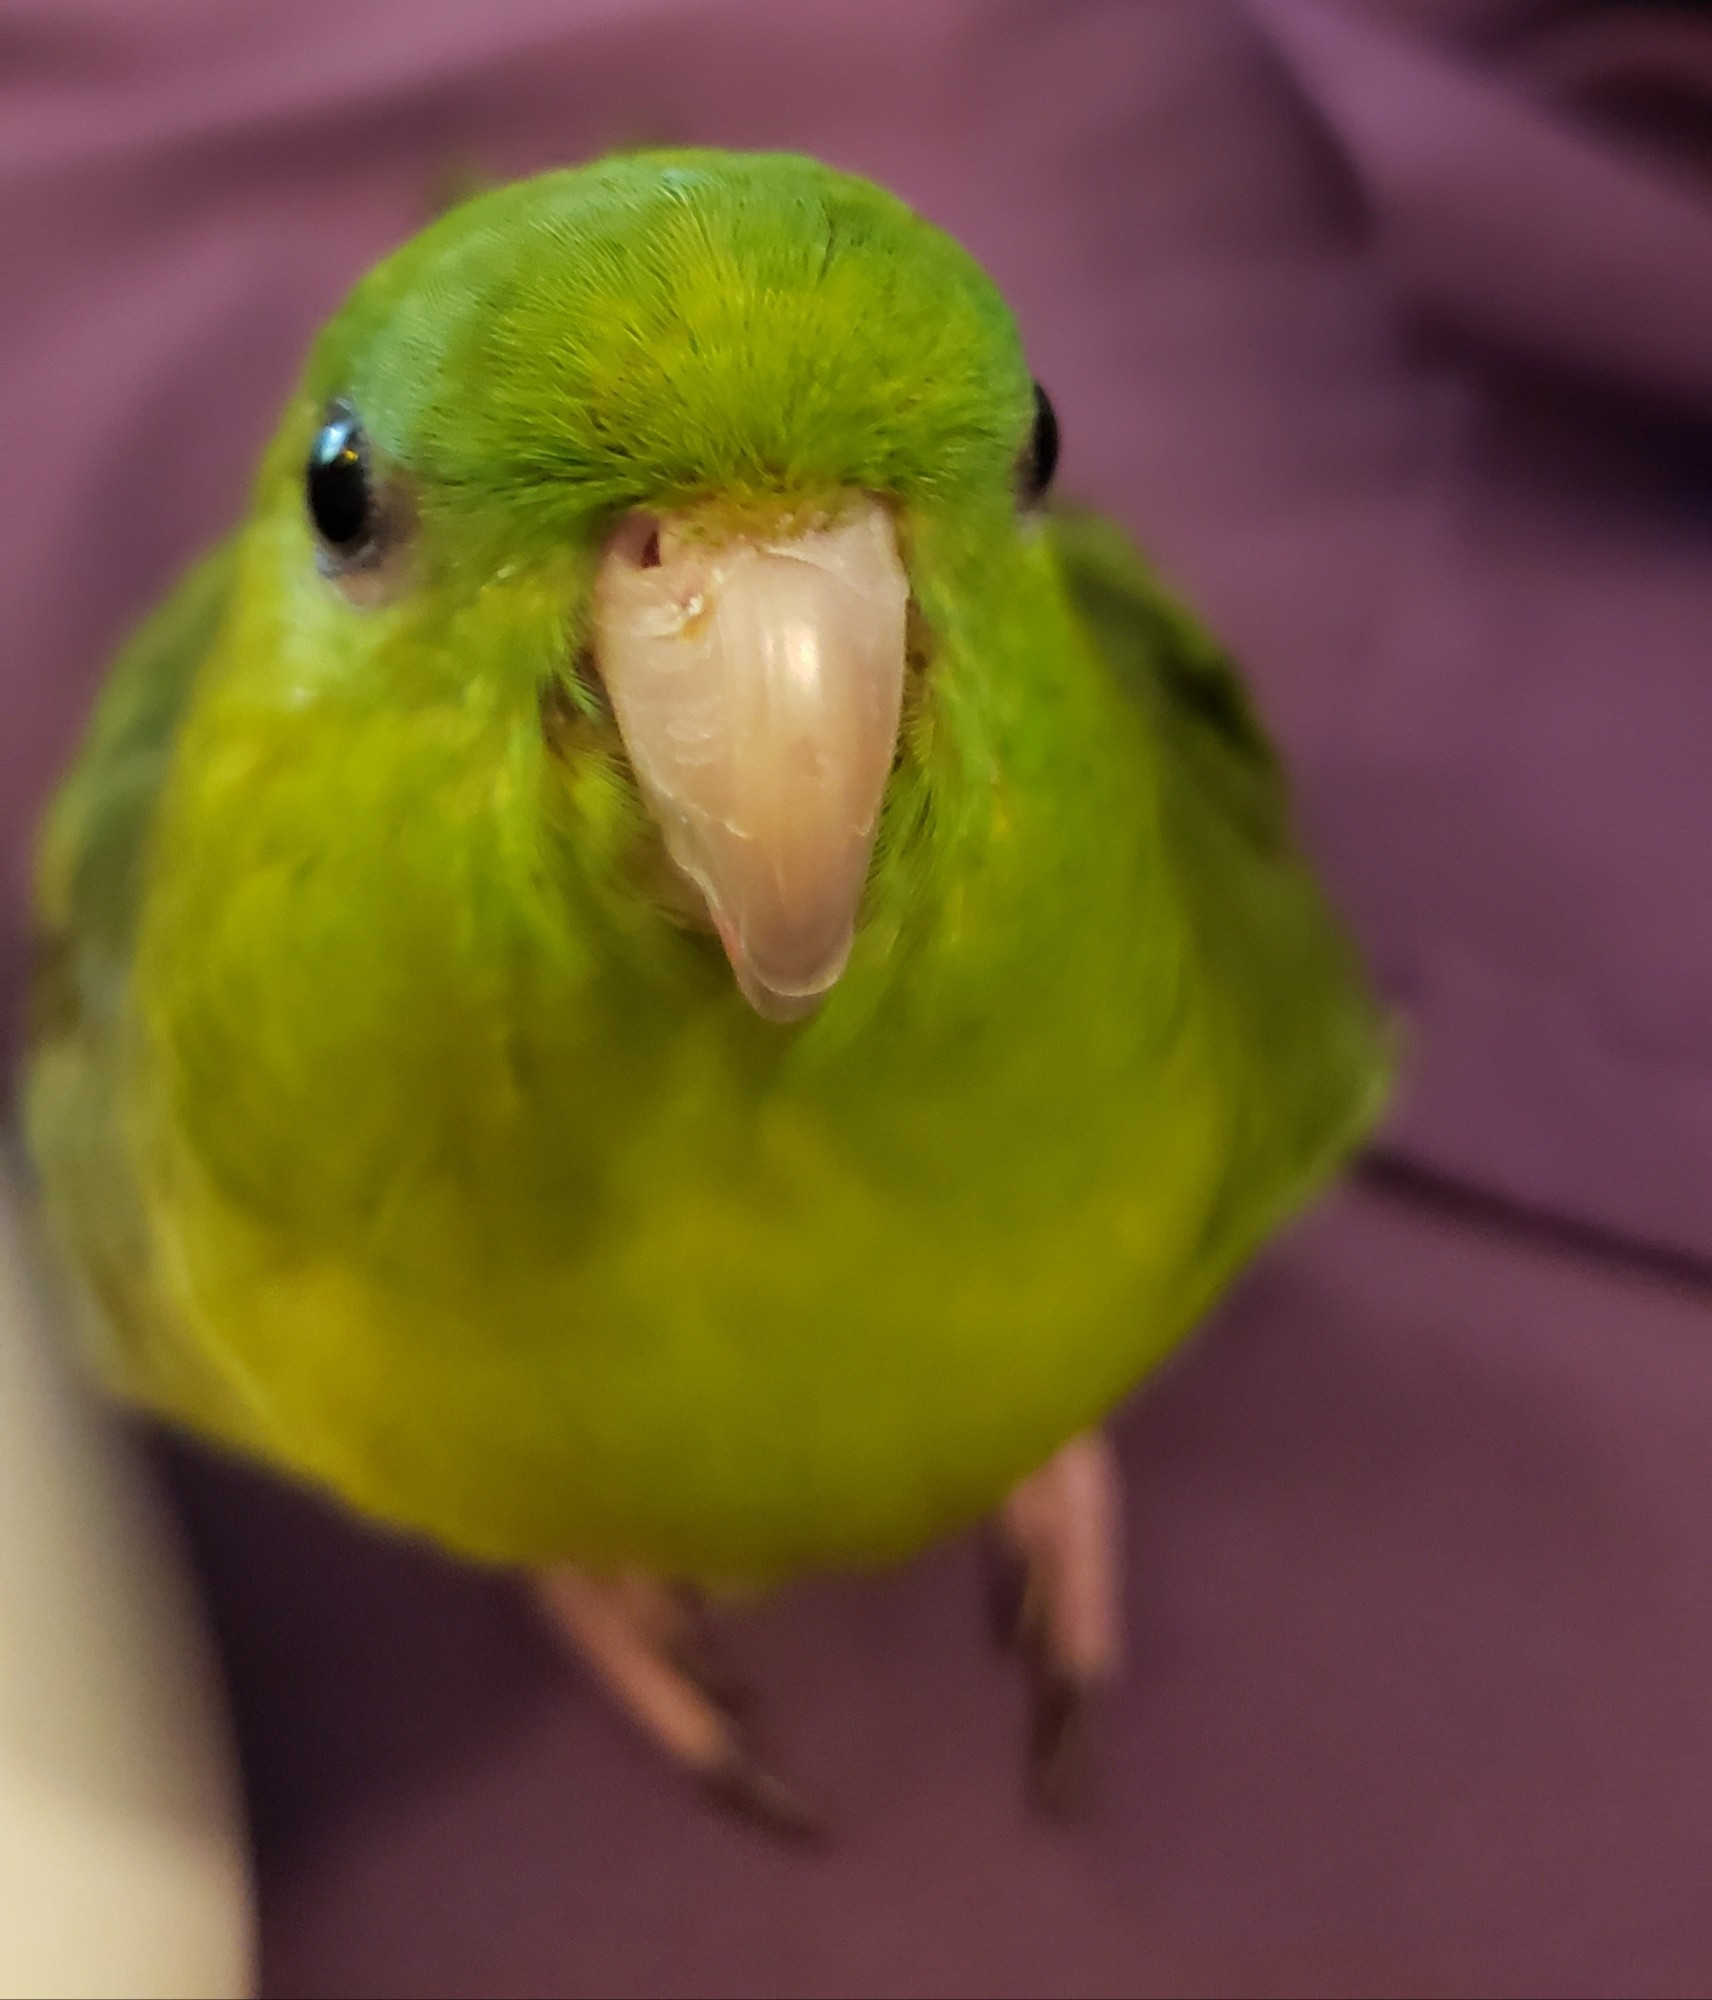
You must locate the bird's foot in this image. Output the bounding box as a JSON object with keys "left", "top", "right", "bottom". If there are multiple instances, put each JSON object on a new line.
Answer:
{"left": 989, "top": 1428, "right": 1123, "bottom": 1819}
{"left": 534, "top": 1567, "right": 824, "bottom": 1843}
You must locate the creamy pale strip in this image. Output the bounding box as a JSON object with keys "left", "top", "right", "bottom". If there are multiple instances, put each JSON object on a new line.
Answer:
{"left": 594, "top": 499, "right": 909, "bottom": 1019}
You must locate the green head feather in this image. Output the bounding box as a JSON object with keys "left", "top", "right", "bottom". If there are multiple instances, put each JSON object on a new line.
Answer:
{"left": 317, "top": 151, "right": 1033, "bottom": 537}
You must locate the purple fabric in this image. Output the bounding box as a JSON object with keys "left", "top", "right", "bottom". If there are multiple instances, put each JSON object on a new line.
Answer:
{"left": 6, "top": 1, "right": 1712, "bottom": 1990}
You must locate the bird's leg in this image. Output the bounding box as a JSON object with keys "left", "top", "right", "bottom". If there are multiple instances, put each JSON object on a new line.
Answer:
{"left": 534, "top": 1566, "right": 821, "bottom": 1840}
{"left": 990, "top": 1428, "right": 1124, "bottom": 1817}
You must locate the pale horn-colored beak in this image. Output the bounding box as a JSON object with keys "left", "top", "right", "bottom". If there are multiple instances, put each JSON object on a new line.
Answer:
{"left": 592, "top": 498, "right": 910, "bottom": 1021}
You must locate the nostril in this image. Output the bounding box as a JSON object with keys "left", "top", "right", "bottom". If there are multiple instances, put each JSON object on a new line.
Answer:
{"left": 610, "top": 511, "right": 664, "bottom": 572}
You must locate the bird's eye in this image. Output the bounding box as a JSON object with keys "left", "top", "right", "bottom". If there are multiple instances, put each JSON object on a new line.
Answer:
{"left": 307, "top": 401, "right": 376, "bottom": 554}
{"left": 1017, "top": 381, "right": 1060, "bottom": 505}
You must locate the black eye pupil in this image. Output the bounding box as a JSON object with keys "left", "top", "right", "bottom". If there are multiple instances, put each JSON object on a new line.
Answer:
{"left": 1019, "top": 380, "right": 1060, "bottom": 502}
{"left": 307, "top": 404, "right": 373, "bottom": 550}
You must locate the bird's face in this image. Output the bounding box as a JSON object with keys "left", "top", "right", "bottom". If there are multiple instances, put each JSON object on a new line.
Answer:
{"left": 282, "top": 153, "right": 1057, "bottom": 1017}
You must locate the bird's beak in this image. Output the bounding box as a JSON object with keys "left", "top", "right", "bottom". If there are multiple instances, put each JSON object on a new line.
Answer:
{"left": 592, "top": 497, "right": 910, "bottom": 1020}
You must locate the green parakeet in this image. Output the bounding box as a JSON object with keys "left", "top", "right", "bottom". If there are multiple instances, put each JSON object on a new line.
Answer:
{"left": 22, "top": 150, "right": 1388, "bottom": 1823}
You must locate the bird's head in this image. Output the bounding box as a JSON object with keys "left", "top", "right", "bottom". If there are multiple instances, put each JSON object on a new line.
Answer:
{"left": 266, "top": 151, "right": 1057, "bottom": 1019}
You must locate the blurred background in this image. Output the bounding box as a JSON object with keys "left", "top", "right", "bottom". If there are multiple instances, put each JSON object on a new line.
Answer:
{"left": 3, "top": 1, "right": 1712, "bottom": 1993}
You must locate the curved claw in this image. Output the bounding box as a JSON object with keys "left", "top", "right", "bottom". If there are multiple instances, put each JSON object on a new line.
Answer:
{"left": 1025, "top": 1664, "right": 1099, "bottom": 1821}
{"left": 703, "top": 1747, "right": 829, "bottom": 1846}
{"left": 534, "top": 1566, "right": 826, "bottom": 1845}
{"left": 994, "top": 1430, "right": 1124, "bottom": 1822}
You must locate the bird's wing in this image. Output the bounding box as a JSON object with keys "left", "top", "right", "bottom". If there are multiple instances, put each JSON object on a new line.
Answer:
{"left": 1049, "top": 504, "right": 1391, "bottom": 1265}
{"left": 24, "top": 541, "right": 236, "bottom": 1407}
